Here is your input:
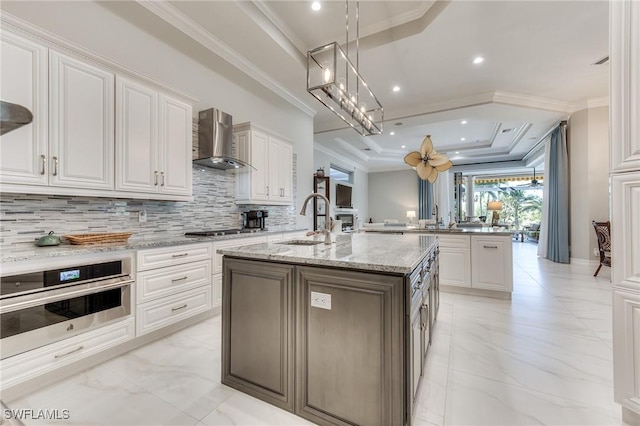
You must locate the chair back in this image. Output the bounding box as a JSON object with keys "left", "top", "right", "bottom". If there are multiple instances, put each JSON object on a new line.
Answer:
{"left": 592, "top": 221, "right": 611, "bottom": 253}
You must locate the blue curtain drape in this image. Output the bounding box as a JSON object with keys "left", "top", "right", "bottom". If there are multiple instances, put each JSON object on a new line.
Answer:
{"left": 544, "top": 124, "right": 570, "bottom": 263}
{"left": 418, "top": 178, "right": 433, "bottom": 219}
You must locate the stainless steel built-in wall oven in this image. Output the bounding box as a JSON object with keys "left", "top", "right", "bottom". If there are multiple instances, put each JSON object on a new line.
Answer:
{"left": 0, "top": 258, "right": 133, "bottom": 359}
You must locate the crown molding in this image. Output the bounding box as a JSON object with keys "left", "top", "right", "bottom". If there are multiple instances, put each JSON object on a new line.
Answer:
{"left": 136, "top": 0, "right": 316, "bottom": 118}
{"left": 240, "top": 1, "right": 306, "bottom": 67}
{"left": 506, "top": 122, "right": 533, "bottom": 154}
{"left": 314, "top": 143, "right": 370, "bottom": 172}
{"left": 572, "top": 96, "right": 610, "bottom": 111}
{"left": 251, "top": 0, "right": 308, "bottom": 57}
{"left": 333, "top": 137, "right": 371, "bottom": 162}
{"left": 492, "top": 91, "right": 574, "bottom": 113}
{"left": 0, "top": 12, "right": 199, "bottom": 104}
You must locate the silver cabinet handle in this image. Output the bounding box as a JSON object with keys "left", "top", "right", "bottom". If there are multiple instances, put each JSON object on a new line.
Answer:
{"left": 54, "top": 345, "right": 84, "bottom": 359}
{"left": 172, "top": 253, "right": 189, "bottom": 258}
{"left": 52, "top": 156, "right": 58, "bottom": 176}
{"left": 161, "top": 171, "right": 165, "bottom": 186}
{"left": 483, "top": 245, "right": 498, "bottom": 249}
{"left": 266, "top": 185, "right": 269, "bottom": 196}
{"left": 154, "top": 171, "right": 159, "bottom": 186}
{"left": 40, "top": 155, "right": 46, "bottom": 175}
{"left": 171, "top": 276, "right": 188, "bottom": 282}
{"left": 171, "top": 304, "right": 187, "bottom": 312}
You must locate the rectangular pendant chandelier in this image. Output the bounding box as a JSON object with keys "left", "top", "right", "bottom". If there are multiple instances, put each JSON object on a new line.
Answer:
{"left": 307, "top": 42, "right": 383, "bottom": 136}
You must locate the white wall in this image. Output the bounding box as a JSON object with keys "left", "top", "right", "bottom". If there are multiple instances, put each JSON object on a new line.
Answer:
{"left": 1, "top": 1, "right": 315, "bottom": 229}
{"left": 568, "top": 105, "right": 610, "bottom": 261}
{"left": 368, "top": 170, "right": 418, "bottom": 223}
{"left": 313, "top": 147, "right": 368, "bottom": 227}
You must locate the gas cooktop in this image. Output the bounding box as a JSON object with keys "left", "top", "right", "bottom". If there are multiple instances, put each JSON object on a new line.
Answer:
{"left": 184, "top": 229, "right": 262, "bottom": 237}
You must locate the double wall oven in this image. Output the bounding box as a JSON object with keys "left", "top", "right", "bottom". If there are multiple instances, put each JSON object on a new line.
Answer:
{"left": 1, "top": 257, "right": 133, "bottom": 360}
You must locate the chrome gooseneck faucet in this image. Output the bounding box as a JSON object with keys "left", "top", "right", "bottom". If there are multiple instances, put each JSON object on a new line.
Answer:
{"left": 299, "top": 193, "right": 332, "bottom": 245}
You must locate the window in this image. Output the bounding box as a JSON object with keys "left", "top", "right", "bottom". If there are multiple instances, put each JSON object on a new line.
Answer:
{"left": 329, "top": 165, "right": 353, "bottom": 184}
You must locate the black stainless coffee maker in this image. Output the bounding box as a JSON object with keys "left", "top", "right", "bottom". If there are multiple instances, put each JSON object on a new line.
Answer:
{"left": 242, "top": 210, "right": 268, "bottom": 230}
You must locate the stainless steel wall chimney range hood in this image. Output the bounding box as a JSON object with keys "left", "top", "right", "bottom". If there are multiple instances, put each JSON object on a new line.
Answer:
{"left": 193, "top": 108, "right": 253, "bottom": 170}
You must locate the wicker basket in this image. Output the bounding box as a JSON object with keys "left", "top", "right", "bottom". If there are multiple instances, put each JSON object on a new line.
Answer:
{"left": 64, "top": 232, "right": 133, "bottom": 245}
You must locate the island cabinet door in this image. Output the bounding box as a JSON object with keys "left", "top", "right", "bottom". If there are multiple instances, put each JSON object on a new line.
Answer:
{"left": 295, "top": 266, "right": 405, "bottom": 426}
{"left": 221, "top": 258, "right": 295, "bottom": 412}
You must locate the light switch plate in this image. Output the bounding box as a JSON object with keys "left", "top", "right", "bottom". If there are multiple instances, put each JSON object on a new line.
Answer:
{"left": 310, "top": 291, "right": 331, "bottom": 310}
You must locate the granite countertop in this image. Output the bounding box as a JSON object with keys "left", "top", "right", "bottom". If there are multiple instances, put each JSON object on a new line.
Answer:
{"left": 0, "top": 229, "right": 307, "bottom": 263}
{"left": 361, "top": 225, "right": 514, "bottom": 236}
{"left": 218, "top": 233, "right": 438, "bottom": 275}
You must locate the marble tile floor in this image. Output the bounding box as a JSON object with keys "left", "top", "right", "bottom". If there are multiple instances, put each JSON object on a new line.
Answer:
{"left": 6, "top": 242, "right": 624, "bottom": 425}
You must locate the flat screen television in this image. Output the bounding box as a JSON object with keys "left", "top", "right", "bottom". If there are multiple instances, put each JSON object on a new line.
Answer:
{"left": 335, "top": 183, "right": 353, "bottom": 208}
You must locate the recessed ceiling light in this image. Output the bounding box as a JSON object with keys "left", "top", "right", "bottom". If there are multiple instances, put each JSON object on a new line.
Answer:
{"left": 311, "top": 1, "right": 321, "bottom": 11}
{"left": 473, "top": 57, "right": 484, "bottom": 64}
{"left": 401, "top": 145, "right": 406, "bottom": 149}
{"left": 390, "top": 131, "right": 395, "bottom": 136}
{"left": 392, "top": 86, "right": 400, "bottom": 92}
{"left": 455, "top": 151, "right": 460, "bottom": 154}
{"left": 461, "top": 120, "right": 467, "bottom": 125}
{"left": 460, "top": 137, "right": 466, "bottom": 141}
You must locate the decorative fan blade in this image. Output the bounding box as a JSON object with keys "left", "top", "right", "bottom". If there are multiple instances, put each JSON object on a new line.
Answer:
{"left": 406, "top": 135, "right": 452, "bottom": 182}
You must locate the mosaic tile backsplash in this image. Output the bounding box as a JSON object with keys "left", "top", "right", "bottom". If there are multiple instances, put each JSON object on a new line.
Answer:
{"left": 0, "top": 160, "right": 298, "bottom": 249}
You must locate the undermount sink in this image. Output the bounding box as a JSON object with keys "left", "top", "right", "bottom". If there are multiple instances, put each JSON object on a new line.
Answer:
{"left": 277, "top": 239, "right": 324, "bottom": 246}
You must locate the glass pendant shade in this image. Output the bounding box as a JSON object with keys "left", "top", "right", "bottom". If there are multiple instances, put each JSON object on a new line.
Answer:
{"left": 307, "top": 42, "right": 383, "bottom": 136}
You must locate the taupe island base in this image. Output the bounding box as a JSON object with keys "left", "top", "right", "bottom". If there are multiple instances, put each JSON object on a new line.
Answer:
{"left": 218, "top": 233, "right": 439, "bottom": 426}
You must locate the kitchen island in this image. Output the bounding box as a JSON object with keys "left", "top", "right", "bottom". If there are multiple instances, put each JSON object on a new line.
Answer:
{"left": 218, "top": 233, "right": 439, "bottom": 426}
{"left": 362, "top": 225, "right": 513, "bottom": 299}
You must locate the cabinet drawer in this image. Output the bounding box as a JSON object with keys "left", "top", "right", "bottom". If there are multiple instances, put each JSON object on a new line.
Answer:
{"left": 136, "top": 286, "right": 212, "bottom": 336}
{"left": 437, "top": 234, "right": 470, "bottom": 248}
{"left": 137, "top": 260, "right": 211, "bottom": 303}
{"left": 137, "top": 242, "right": 212, "bottom": 271}
{"left": 0, "top": 318, "right": 134, "bottom": 390}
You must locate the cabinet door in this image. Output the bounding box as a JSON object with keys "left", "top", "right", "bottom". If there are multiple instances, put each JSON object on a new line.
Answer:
{"left": 234, "top": 131, "right": 251, "bottom": 201}
{"left": 116, "top": 76, "right": 158, "bottom": 192}
{"left": 296, "top": 266, "right": 404, "bottom": 426}
{"left": 267, "top": 136, "right": 280, "bottom": 201}
{"left": 250, "top": 130, "right": 269, "bottom": 201}
{"left": 611, "top": 174, "right": 640, "bottom": 292}
{"left": 610, "top": 0, "right": 640, "bottom": 173}
{"left": 439, "top": 247, "right": 471, "bottom": 287}
{"left": 222, "top": 258, "right": 295, "bottom": 411}
{"left": 277, "top": 140, "right": 293, "bottom": 202}
{"left": 471, "top": 237, "right": 513, "bottom": 292}
{"left": 159, "top": 94, "right": 192, "bottom": 196}
{"left": 0, "top": 31, "right": 48, "bottom": 185}
{"left": 49, "top": 51, "right": 114, "bottom": 190}
{"left": 613, "top": 289, "right": 640, "bottom": 415}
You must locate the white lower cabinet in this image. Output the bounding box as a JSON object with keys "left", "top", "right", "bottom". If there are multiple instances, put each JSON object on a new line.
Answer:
{"left": 0, "top": 318, "right": 134, "bottom": 390}
{"left": 136, "top": 243, "right": 213, "bottom": 336}
{"left": 212, "top": 235, "right": 268, "bottom": 307}
{"left": 471, "top": 235, "right": 513, "bottom": 292}
{"left": 136, "top": 286, "right": 212, "bottom": 336}
{"left": 438, "top": 235, "right": 471, "bottom": 287}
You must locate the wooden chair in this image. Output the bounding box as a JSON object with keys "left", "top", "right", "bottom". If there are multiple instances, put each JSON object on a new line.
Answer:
{"left": 592, "top": 220, "right": 611, "bottom": 277}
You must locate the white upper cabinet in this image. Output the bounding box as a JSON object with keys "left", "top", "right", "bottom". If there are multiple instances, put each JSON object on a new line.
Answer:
{"left": 116, "top": 77, "right": 192, "bottom": 197}
{"left": 49, "top": 51, "right": 115, "bottom": 190}
{"left": 610, "top": 0, "right": 640, "bottom": 173}
{"left": 158, "top": 95, "right": 192, "bottom": 196}
{"left": 116, "top": 76, "right": 158, "bottom": 192}
{"left": 0, "top": 26, "right": 194, "bottom": 201}
{"left": 234, "top": 123, "right": 293, "bottom": 205}
{"left": 0, "top": 31, "right": 48, "bottom": 185}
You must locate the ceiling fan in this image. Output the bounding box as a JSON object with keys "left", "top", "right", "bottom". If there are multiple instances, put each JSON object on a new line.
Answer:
{"left": 517, "top": 168, "right": 543, "bottom": 187}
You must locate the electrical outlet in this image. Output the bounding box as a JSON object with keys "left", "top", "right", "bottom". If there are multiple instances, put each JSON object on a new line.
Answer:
{"left": 138, "top": 209, "right": 147, "bottom": 223}
{"left": 593, "top": 247, "right": 599, "bottom": 257}
{"left": 310, "top": 291, "right": 331, "bottom": 310}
